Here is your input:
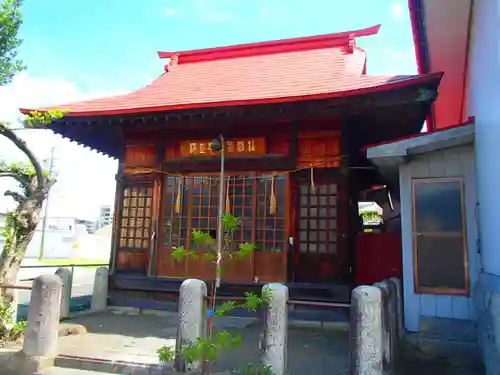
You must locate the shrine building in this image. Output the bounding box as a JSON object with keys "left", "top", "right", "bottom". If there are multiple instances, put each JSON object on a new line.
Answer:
{"left": 21, "top": 25, "right": 442, "bottom": 305}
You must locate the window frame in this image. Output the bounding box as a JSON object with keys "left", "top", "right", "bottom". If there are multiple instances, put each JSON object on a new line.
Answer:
{"left": 161, "top": 172, "right": 289, "bottom": 253}
{"left": 411, "top": 177, "right": 469, "bottom": 296}
{"left": 114, "top": 178, "right": 155, "bottom": 274}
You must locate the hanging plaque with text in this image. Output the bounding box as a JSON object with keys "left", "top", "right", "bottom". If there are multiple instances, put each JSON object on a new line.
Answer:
{"left": 180, "top": 137, "right": 267, "bottom": 157}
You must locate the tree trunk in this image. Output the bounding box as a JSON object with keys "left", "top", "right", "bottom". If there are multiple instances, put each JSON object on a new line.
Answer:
{"left": 0, "top": 194, "right": 44, "bottom": 305}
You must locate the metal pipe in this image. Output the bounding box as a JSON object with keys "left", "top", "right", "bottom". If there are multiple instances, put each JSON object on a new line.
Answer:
{"left": 215, "top": 134, "right": 225, "bottom": 289}
{"left": 20, "top": 263, "right": 107, "bottom": 269}
{"left": 0, "top": 284, "right": 32, "bottom": 290}
{"left": 287, "top": 299, "right": 350, "bottom": 308}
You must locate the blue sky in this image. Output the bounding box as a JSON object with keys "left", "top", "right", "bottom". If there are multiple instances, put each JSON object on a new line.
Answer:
{"left": 0, "top": 0, "right": 416, "bottom": 219}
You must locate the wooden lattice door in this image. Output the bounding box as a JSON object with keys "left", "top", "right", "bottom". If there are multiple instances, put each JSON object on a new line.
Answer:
{"left": 293, "top": 180, "right": 345, "bottom": 283}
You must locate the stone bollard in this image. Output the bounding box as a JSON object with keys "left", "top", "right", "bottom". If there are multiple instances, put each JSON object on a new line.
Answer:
{"left": 389, "top": 277, "right": 404, "bottom": 340}
{"left": 6, "top": 275, "right": 62, "bottom": 374}
{"left": 491, "top": 292, "right": 500, "bottom": 353}
{"left": 175, "top": 278, "right": 207, "bottom": 373}
{"left": 91, "top": 266, "right": 109, "bottom": 312}
{"left": 377, "top": 279, "right": 398, "bottom": 368}
{"left": 8, "top": 275, "right": 20, "bottom": 326}
{"left": 55, "top": 268, "right": 72, "bottom": 319}
{"left": 349, "top": 285, "right": 383, "bottom": 375}
{"left": 261, "top": 283, "right": 288, "bottom": 375}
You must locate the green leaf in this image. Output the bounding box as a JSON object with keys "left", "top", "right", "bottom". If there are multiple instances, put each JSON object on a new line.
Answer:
{"left": 236, "top": 362, "right": 275, "bottom": 375}
{"left": 243, "top": 292, "right": 262, "bottom": 312}
{"left": 192, "top": 230, "right": 215, "bottom": 246}
{"left": 260, "top": 288, "right": 273, "bottom": 306}
{"left": 0, "top": 0, "right": 24, "bottom": 85}
{"left": 202, "top": 252, "right": 216, "bottom": 261}
{"left": 214, "top": 330, "right": 242, "bottom": 350}
{"left": 157, "top": 346, "right": 175, "bottom": 363}
{"left": 214, "top": 300, "right": 237, "bottom": 316}
{"left": 171, "top": 247, "right": 187, "bottom": 262}
{"left": 234, "top": 242, "right": 256, "bottom": 260}
{"left": 186, "top": 250, "right": 199, "bottom": 260}
{"left": 221, "top": 214, "right": 240, "bottom": 232}
{"left": 24, "top": 109, "right": 68, "bottom": 128}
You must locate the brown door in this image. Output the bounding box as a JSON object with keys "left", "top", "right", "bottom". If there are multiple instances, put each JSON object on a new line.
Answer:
{"left": 293, "top": 179, "right": 345, "bottom": 283}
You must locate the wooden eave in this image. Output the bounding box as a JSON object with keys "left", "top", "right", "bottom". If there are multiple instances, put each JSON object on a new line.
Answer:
{"left": 47, "top": 73, "right": 442, "bottom": 159}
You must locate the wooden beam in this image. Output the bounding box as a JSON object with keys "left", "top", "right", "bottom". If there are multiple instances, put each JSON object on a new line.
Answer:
{"left": 163, "top": 155, "right": 296, "bottom": 173}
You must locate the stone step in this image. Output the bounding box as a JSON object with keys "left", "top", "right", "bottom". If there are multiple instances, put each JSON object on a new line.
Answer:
{"left": 54, "top": 355, "right": 173, "bottom": 374}
{"left": 37, "top": 367, "right": 109, "bottom": 374}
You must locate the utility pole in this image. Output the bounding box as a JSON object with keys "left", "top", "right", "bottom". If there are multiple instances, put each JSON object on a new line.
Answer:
{"left": 38, "top": 147, "right": 55, "bottom": 260}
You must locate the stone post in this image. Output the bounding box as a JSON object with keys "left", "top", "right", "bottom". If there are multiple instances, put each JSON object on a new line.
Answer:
{"left": 175, "top": 278, "right": 207, "bottom": 373}
{"left": 389, "top": 277, "right": 404, "bottom": 339}
{"left": 91, "top": 266, "right": 109, "bottom": 312}
{"left": 382, "top": 279, "right": 399, "bottom": 362}
{"left": 261, "top": 283, "right": 288, "bottom": 375}
{"left": 8, "top": 275, "right": 20, "bottom": 326}
{"left": 349, "top": 285, "right": 383, "bottom": 375}
{"left": 55, "top": 268, "right": 71, "bottom": 319}
{"left": 8, "top": 275, "right": 62, "bottom": 374}
{"left": 491, "top": 292, "right": 500, "bottom": 352}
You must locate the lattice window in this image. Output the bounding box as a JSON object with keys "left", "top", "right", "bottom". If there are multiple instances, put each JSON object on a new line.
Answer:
{"left": 163, "top": 176, "right": 189, "bottom": 249}
{"left": 298, "top": 183, "right": 338, "bottom": 254}
{"left": 229, "top": 176, "right": 253, "bottom": 245}
{"left": 162, "top": 174, "right": 287, "bottom": 252}
{"left": 119, "top": 183, "right": 153, "bottom": 251}
{"left": 256, "top": 175, "right": 286, "bottom": 252}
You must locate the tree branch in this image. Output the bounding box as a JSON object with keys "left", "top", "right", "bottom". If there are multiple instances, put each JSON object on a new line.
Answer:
{"left": 0, "top": 124, "right": 44, "bottom": 190}
{"left": 0, "top": 171, "right": 32, "bottom": 196}
{"left": 4, "top": 190, "right": 26, "bottom": 203}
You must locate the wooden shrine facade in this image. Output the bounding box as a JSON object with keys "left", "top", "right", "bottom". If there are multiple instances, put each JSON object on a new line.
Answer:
{"left": 19, "top": 26, "right": 444, "bottom": 303}
{"left": 103, "top": 75, "right": 442, "bottom": 307}
{"left": 114, "top": 120, "right": 350, "bottom": 286}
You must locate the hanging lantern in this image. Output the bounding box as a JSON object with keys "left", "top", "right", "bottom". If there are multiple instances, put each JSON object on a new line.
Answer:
{"left": 210, "top": 137, "right": 223, "bottom": 152}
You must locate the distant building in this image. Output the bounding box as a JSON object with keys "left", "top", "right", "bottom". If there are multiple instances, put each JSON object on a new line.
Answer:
{"left": 75, "top": 218, "right": 97, "bottom": 234}
{"left": 97, "top": 205, "right": 112, "bottom": 230}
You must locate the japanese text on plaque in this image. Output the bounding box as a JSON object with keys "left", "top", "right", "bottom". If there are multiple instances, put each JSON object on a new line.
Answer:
{"left": 181, "top": 138, "right": 266, "bottom": 157}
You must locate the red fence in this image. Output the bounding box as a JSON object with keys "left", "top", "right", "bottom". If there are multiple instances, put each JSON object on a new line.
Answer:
{"left": 355, "top": 232, "right": 402, "bottom": 285}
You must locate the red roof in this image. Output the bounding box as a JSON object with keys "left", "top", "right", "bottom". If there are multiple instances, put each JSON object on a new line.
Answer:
{"left": 21, "top": 25, "right": 440, "bottom": 117}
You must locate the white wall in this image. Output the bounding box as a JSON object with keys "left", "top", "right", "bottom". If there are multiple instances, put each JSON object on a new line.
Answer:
{"left": 467, "top": 0, "right": 500, "bottom": 277}
{"left": 399, "top": 145, "right": 480, "bottom": 332}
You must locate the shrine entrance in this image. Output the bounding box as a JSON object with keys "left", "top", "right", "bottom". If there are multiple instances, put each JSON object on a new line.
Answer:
{"left": 292, "top": 174, "right": 348, "bottom": 284}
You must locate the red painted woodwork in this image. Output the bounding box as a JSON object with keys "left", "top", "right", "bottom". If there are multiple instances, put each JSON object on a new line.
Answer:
{"left": 292, "top": 179, "right": 348, "bottom": 283}
{"left": 20, "top": 24, "right": 443, "bottom": 118}
{"left": 165, "top": 132, "right": 290, "bottom": 160}
{"left": 408, "top": 0, "right": 473, "bottom": 130}
{"left": 355, "top": 232, "right": 403, "bottom": 285}
{"left": 297, "top": 131, "right": 341, "bottom": 168}
{"left": 123, "top": 145, "right": 157, "bottom": 174}
{"left": 155, "top": 172, "right": 289, "bottom": 283}
{"left": 116, "top": 251, "right": 148, "bottom": 272}
{"left": 158, "top": 25, "right": 381, "bottom": 63}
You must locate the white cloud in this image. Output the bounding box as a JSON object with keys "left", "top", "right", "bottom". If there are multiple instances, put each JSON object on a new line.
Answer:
{"left": 390, "top": 3, "right": 405, "bottom": 21}
{"left": 0, "top": 73, "right": 120, "bottom": 220}
{"left": 165, "top": 8, "right": 177, "bottom": 16}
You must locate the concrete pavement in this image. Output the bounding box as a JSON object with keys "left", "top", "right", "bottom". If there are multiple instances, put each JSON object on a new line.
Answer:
{"left": 46, "top": 312, "right": 483, "bottom": 375}
{"left": 53, "top": 312, "right": 349, "bottom": 375}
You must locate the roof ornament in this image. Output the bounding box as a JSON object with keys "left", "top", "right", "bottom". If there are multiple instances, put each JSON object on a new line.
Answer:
{"left": 347, "top": 34, "right": 356, "bottom": 54}
{"left": 164, "top": 54, "right": 180, "bottom": 72}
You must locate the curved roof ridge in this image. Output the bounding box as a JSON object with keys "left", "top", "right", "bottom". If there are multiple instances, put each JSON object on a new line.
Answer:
{"left": 158, "top": 25, "right": 381, "bottom": 64}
